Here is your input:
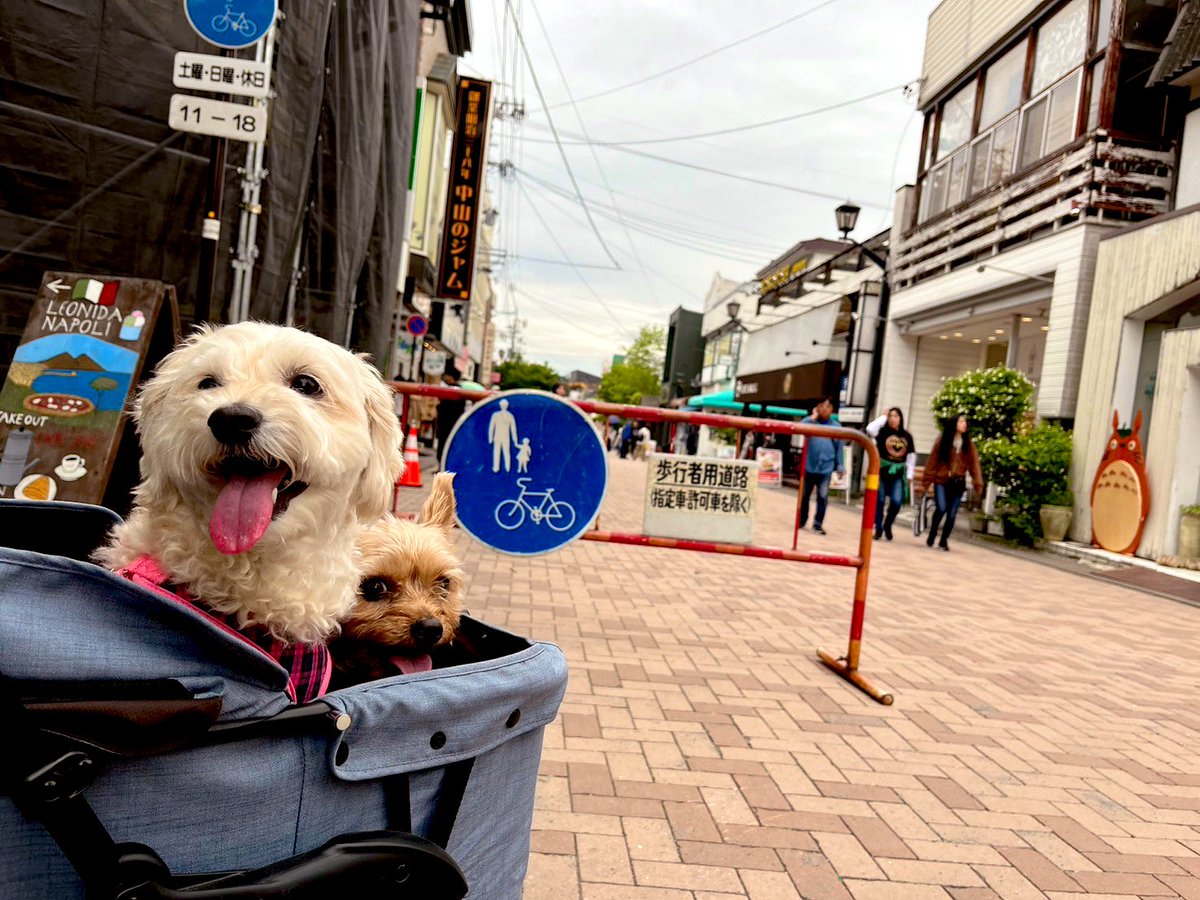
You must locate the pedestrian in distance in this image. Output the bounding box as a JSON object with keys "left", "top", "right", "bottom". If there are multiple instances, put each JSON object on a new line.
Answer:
{"left": 866, "top": 407, "right": 916, "bottom": 541}
{"left": 619, "top": 420, "right": 633, "bottom": 458}
{"left": 797, "top": 398, "right": 844, "bottom": 536}
{"left": 924, "top": 415, "right": 983, "bottom": 551}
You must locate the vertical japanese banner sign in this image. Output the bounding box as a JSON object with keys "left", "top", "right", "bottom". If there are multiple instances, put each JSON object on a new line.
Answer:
{"left": 436, "top": 78, "right": 492, "bottom": 301}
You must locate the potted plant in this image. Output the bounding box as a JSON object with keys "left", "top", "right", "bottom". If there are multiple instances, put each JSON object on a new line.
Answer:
{"left": 1039, "top": 488, "right": 1074, "bottom": 542}
{"left": 969, "top": 511, "right": 988, "bottom": 533}
{"left": 978, "top": 422, "right": 1072, "bottom": 546}
{"left": 1182, "top": 505, "right": 1200, "bottom": 559}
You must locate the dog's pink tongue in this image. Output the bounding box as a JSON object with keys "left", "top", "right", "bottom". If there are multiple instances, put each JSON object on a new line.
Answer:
{"left": 391, "top": 654, "right": 433, "bottom": 675}
{"left": 209, "top": 468, "right": 287, "bottom": 555}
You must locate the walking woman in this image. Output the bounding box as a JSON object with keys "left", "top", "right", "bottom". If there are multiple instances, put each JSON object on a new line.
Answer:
{"left": 924, "top": 415, "right": 983, "bottom": 551}
{"left": 865, "top": 407, "right": 915, "bottom": 541}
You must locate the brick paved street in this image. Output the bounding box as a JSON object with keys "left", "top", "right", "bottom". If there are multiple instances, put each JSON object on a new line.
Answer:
{"left": 403, "top": 457, "right": 1200, "bottom": 899}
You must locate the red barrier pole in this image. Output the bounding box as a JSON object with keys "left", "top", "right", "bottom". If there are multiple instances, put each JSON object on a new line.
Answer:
{"left": 388, "top": 382, "right": 893, "bottom": 704}
{"left": 792, "top": 439, "right": 809, "bottom": 551}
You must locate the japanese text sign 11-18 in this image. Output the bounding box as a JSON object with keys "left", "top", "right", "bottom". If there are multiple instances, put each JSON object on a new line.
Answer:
{"left": 436, "top": 78, "right": 492, "bottom": 301}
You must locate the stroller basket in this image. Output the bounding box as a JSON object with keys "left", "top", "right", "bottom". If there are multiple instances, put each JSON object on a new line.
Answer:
{"left": 0, "top": 503, "right": 568, "bottom": 900}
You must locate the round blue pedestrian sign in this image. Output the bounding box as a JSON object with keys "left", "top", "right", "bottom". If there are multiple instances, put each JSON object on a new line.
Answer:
{"left": 185, "top": 0, "right": 277, "bottom": 49}
{"left": 443, "top": 390, "right": 607, "bottom": 556}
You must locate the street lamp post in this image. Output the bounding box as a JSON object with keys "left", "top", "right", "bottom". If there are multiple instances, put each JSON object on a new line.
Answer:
{"left": 834, "top": 202, "right": 890, "bottom": 419}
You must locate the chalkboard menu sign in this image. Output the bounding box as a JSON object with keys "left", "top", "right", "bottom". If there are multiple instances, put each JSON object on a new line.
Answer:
{"left": 0, "top": 272, "right": 179, "bottom": 507}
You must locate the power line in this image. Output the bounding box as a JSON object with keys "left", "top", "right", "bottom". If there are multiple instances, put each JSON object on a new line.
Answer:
{"left": 580, "top": 143, "right": 889, "bottom": 208}
{"left": 519, "top": 147, "right": 785, "bottom": 243}
{"left": 542, "top": 0, "right": 844, "bottom": 109}
{"left": 518, "top": 168, "right": 779, "bottom": 257}
{"left": 515, "top": 177, "right": 634, "bottom": 336}
{"left": 520, "top": 169, "right": 772, "bottom": 260}
{"left": 527, "top": 0, "right": 667, "bottom": 310}
{"left": 526, "top": 83, "right": 915, "bottom": 146}
{"left": 520, "top": 173, "right": 768, "bottom": 266}
{"left": 504, "top": 0, "right": 622, "bottom": 268}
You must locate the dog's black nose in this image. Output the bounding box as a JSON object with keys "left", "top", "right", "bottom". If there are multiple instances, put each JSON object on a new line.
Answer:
{"left": 411, "top": 618, "right": 443, "bottom": 649}
{"left": 208, "top": 404, "right": 263, "bottom": 446}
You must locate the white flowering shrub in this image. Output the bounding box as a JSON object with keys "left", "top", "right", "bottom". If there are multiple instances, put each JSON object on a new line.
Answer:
{"left": 928, "top": 366, "right": 1035, "bottom": 440}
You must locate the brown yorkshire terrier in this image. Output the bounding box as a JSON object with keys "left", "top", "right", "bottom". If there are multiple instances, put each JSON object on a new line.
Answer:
{"left": 330, "top": 473, "right": 464, "bottom": 685}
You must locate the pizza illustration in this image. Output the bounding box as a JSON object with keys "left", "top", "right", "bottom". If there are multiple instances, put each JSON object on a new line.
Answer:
{"left": 23, "top": 393, "right": 95, "bottom": 417}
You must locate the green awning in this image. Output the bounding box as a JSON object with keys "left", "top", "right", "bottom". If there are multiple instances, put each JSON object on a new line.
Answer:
{"left": 685, "top": 390, "right": 808, "bottom": 418}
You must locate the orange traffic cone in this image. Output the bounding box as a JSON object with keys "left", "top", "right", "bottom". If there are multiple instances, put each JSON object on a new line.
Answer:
{"left": 398, "top": 424, "right": 422, "bottom": 488}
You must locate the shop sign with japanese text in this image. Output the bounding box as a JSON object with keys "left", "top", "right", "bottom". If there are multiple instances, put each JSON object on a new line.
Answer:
{"left": 643, "top": 454, "right": 758, "bottom": 544}
{"left": 436, "top": 78, "right": 492, "bottom": 300}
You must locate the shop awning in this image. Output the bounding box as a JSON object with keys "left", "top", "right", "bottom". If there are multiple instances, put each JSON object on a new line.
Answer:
{"left": 685, "top": 390, "right": 808, "bottom": 418}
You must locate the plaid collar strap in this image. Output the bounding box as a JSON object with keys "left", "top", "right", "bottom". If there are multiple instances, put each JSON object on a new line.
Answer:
{"left": 116, "top": 555, "right": 332, "bottom": 704}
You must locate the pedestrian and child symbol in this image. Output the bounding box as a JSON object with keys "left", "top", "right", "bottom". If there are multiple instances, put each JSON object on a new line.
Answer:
{"left": 444, "top": 390, "right": 607, "bottom": 555}
{"left": 488, "top": 399, "right": 522, "bottom": 472}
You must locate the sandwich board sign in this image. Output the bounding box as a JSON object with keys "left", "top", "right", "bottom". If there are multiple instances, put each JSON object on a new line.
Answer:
{"left": 442, "top": 390, "right": 607, "bottom": 555}
{"left": 0, "top": 273, "right": 180, "bottom": 508}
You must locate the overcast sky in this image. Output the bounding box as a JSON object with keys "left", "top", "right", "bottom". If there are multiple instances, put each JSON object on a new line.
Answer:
{"left": 463, "top": 0, "right": 935, "bottom": 377}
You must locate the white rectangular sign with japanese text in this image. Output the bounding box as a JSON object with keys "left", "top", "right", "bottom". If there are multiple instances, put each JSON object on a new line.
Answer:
{"left": 173, "top": 52, "right": 272, "bottom": 98}
{"left": 643, "top": 454, "right": 758, "bottom": 544}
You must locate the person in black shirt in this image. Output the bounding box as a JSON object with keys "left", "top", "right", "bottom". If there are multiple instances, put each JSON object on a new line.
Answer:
{"left": 435, "top": 364, "right": 467, "bottom": 470}
{"left": 865, "top": 406, "right": 915, "bottom": 541}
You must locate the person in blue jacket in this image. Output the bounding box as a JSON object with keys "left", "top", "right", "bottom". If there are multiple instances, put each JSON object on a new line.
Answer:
{"left": 797, "top": 398, "right": 844, "bottom": 536}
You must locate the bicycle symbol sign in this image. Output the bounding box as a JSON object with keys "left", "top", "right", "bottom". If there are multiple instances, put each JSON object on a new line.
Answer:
{"left": 184, "top": 0, "right": 276, "bottom": 49}
{"left": 443, "top": 390, "right": 607, "bottom": 556}
{"left": 495, "top": 478, "right": 577, "bottom": 532}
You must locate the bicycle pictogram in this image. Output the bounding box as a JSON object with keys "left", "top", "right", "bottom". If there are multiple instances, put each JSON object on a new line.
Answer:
{"left": 211, "top": 5, "right": 258, "bottom": 36}
{"left": 494, "top": 478, "right": 577, "bottom": 532}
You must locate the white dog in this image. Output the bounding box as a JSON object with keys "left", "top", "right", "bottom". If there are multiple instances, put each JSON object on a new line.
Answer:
{"left": 96, "top": 323, "right": 402, "bottom": 662}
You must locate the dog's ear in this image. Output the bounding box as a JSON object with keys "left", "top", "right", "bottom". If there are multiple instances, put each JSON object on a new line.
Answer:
{"left": 419, "top": 473, "right": 457, "bottom": 532}
{"left": 356, "top": 361, "right": 403, "bottom": 521}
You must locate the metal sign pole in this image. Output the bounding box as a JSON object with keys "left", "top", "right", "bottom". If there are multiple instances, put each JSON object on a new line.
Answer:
{"left": 194, "top": 133, "right": 227, "bottom": 325}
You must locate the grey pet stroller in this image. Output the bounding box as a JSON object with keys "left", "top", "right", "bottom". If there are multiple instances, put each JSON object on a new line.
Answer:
{"left": 0, "top": 500, "right": 568, "bottom": 899}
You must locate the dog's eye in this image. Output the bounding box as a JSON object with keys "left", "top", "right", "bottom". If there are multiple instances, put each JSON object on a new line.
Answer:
{"left": 198, "top": 376, "right": 220, "bottom": 390}
{"left": 290, "top": 374, "right": 323, "bottom": 397}
{"left": 434, "top": 576, "right": 452, "bottom": 595}
{"left": 359, "top": 577, "right": 392, "bottom": 602}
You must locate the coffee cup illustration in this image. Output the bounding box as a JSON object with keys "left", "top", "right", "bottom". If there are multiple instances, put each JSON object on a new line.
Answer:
{"left": 54, "top": 454, "right": 88, "bottom": 481}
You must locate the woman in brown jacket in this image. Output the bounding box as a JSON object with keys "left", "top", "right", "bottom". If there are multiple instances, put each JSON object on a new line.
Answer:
{"left": 924, "top": 415, "right": 983, "bottom": 551}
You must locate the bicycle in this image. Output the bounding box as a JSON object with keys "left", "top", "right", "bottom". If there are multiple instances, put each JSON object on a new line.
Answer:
{"left": 211, "top": 5, "right": 258, "bottom": 36}
{"left": 494, "top": 478, "right": 577, "bottom": 532}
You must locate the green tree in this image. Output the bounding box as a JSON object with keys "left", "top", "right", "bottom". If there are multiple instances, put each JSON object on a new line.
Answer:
{"left": 495, "top": 355, "right": 562, "bottom": 391}
{"left": 599, "top": 326, "right": 666, "bottom": 405}
{"left": 90, "top": 376, "right": 119, "bottom": 410}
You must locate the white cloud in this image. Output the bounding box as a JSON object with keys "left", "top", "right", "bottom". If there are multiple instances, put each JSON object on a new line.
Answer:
{"left": 468, "top": 0, "right": 932, "bottom": 375}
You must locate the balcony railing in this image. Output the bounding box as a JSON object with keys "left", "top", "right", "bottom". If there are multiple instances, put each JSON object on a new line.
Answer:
{"left": 893, "top": 133, "right": 1174, "bottom": 289}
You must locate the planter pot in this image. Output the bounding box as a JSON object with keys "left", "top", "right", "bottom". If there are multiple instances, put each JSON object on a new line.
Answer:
{"left": 969, "top": 513, "right": 987, "bottom": 534}
{"left": 1039, "top": 505, "right": 1073, "bottom": 543}
{"left": 1181, "top": 514, "right": 1200, "bottom": 559}
{"left": 986, "top": 519, "right": 1005, "bottom": 537}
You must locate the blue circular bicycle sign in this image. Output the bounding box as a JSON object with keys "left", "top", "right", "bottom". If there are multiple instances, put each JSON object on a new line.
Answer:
{"left": 185, "top": 0, "right": 276, "bottom": 49}
{"left": 442, "top": 390, "right": 607, "bottom": 555}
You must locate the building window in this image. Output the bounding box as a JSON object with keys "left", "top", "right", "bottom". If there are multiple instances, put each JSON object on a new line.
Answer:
{"left": 1095, "top": 0, "right": 1114, "bottom": 48}
{"left": 979, "top": 40, "right": 1027, "bottom": 129}
{"left": 936, "top": 82, "right": 976, "bottom": 160}
{"left": 1019, "top": 70, "right": 1081, "bottom": 169}
{"left": 1031, "top": 0, "right": 1088, "bottom": 95}
{"left": 1086, "top": 58, "right": 1106, "bottom": 131}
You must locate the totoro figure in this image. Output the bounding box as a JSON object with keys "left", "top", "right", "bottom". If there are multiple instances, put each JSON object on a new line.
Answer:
{"left": 1090, "top": 409, "right": 1150, "bottom": 555}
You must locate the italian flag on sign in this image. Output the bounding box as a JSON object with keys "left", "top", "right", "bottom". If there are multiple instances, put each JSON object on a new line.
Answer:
{"left": 72, "top": 278, "right": 119, "bottom": 306}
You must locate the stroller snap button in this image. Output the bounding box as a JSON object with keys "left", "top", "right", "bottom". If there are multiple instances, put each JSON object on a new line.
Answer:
{"left": 430, "top": 731, "right": 447, "bottom": 749}
{"left": 506, "top": 709, "right": 521, "bottom": 728}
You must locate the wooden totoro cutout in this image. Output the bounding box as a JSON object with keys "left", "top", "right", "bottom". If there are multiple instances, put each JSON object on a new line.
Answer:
{"left": 1090, "top": 409, "right": 1150, "bottom": 555}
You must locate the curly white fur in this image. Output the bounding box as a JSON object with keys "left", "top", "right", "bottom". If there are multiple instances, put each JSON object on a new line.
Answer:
{"left": 95, "top": 323, "right": 402, "bottom": 644}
